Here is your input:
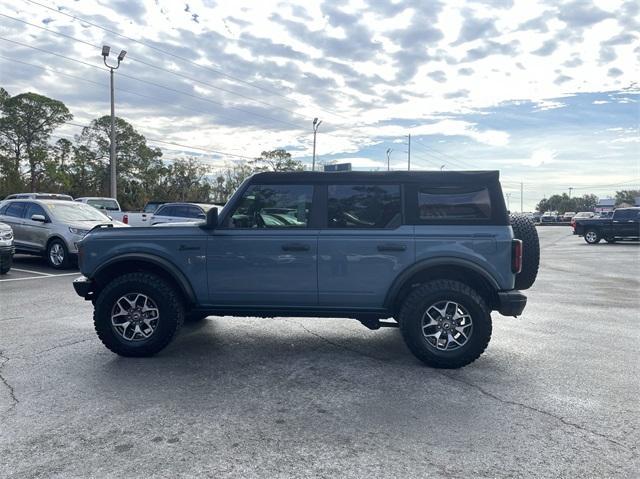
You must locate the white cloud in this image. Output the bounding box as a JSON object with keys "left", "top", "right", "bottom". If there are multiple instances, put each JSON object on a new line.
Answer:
{"left": 522, "top": 148, "right": 557, "bottom": 167}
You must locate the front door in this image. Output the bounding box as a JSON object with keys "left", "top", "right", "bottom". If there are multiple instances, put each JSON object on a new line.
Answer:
{"left": 21, "top": 202, "right": 51, "bottom": 251}
{"left": 207, "top": 183, "right": 318, "bottom": 307}
{"left": 613, "top": 209, "right": 640, "bottom": 237}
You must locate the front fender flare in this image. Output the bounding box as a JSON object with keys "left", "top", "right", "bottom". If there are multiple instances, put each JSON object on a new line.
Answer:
{"left": 92, "top": 253, "right": 197, "bottom": 304}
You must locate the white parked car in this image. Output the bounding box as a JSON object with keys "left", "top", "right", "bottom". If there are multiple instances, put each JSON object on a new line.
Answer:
{"left": 75, "top": 197, "right": 166, "bottom": 227}
{"left": 0, "top": 221, "right": 14, "bottom": 274}
{"left": 150, "top": 202, "right": 221, "bottom": 226}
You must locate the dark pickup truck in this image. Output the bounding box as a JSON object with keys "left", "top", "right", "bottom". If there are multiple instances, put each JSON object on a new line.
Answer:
{"left": 574, "top": 207, "right": 640, "bottom": 244}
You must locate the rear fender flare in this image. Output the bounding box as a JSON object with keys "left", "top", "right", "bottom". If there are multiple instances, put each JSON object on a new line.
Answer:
{"left": 383, "top": 257, "right": 500, "bottom": 310}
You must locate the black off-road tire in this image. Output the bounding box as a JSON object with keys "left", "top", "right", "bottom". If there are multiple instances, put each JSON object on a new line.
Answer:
{"left": 510, "top": 214, "right": 540, "bottom": 290}
{"left": 399, "top": 280, "right": 492, "bottom": 369}
{"left": 584, "top": 229, "right": 601, "bottom": 244}
{"left": 94, "top": 272, "right": 185, "bottom": 357}
{"left": 0, "top": 254, "right": 11, "bottom": 274}
{"left": 46, "top": 238, "right": 71, "bottom": 269}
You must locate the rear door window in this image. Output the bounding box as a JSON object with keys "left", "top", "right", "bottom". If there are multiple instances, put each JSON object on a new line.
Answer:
{"left": 155, "top": 205, "right": 174, "bottom": 217}
{"left": 327, "top": 184, "right": 401, "bottom": 228}
{"left": 417, "top": 186, "right": 491, "bottom": 221}
{"left": 4, "top": 202, "right": 27, "bottom": 218}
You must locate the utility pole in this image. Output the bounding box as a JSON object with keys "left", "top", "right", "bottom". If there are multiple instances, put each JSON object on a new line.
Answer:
{"left": 568, "top": 187, "right": 573, "bottom": 198}
{"left": 386, "top": 148, "right": 392, "bottom": 171}
{"left": 407, "top": 134, "right": 411, "bottom": 171}
{"left": 440, "top": 164, "right": 445, "bottom": 171}
{"left": 102, "top": 45, "right": 126, "bottom": 199}
{"left": 312, "top": 117, "right": 322, "bottom": 171}
{"left": 520, "top": 182, "right": 524, "bottom": 213}
{"left": 506, "top": 193, "right": 511, "bottom": 210}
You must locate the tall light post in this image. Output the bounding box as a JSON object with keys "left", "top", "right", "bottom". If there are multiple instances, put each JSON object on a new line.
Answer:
{"left": 312, "top": 117, "right": 322, "bottom": 171}
{"left": 440, "top": 164, "right": 445, "bottom": 171}
{"left": 386, "top": 148, "right": 392, "bottom": 171}
{"left": 102, "top": 45, "right": 126, "bottom": 199}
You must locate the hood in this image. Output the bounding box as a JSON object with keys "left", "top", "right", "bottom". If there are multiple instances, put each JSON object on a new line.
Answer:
{"left": 69, "top": 220, "right": 130, "bottom": 231}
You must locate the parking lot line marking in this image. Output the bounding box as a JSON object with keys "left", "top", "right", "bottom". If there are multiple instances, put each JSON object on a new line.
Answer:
{"left": 11, "top": 268, "right": 54, "bottom": 276}
{"left": 0, "top": 272, "right": 79, "bottom": 282}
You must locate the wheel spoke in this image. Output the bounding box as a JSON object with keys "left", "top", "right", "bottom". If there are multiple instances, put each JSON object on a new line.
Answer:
{"left": 111, "top": 293, "right": 160, "bottom": 342}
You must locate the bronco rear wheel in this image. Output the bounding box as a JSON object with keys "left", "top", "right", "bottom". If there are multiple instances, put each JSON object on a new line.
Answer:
{"left": 94, "top": 272, "right": 184, "bottom": 357}
{"left": 399, "top": 280, "right": 492, "bottom": 369}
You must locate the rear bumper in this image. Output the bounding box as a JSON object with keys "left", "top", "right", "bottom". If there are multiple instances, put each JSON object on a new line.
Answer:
{"left": 496, "top": 290, "right": 527, "bottom": 317}
{"left": 73, "top": 275, "right": 95, "bottom": 300}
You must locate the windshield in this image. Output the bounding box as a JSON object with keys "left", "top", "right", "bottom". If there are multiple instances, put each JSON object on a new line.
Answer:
{"left": 45, "top": 203, "right": 111, "bottom": 222}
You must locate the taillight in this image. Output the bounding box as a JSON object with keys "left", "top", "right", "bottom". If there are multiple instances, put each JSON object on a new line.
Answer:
{"left": 123, "top": 214, "right": 128, "bottom": 224}
{"left": 512, "top": 239, "right": 523, "bottom": 274}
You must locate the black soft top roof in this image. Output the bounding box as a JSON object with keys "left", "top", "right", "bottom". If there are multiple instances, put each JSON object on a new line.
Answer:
{"left": 250, "top": 170, "right": 500, "bottom": 185}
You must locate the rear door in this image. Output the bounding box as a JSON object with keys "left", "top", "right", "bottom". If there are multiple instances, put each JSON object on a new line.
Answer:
{"left": 207, "top": 183, "right": 318, "bottom": 306}
{"left": 317, "top": 183, "right": 413, "bottom": 308}
{"left": 613, "top": 209, "right": 640, "bottom": 237}
{"left": 0, "top": 202, "right": 28, "bottom": 248}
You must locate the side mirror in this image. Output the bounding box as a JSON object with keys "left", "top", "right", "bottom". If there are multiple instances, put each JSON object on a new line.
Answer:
{"left": 31, "top": 214, "right": 47, "bottom": 223}
{"left": 204, "top": 207, "right": 218, "bottom": 229}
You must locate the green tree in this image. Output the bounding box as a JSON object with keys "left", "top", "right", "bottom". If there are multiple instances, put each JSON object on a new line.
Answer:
{"left": 0, "top": 89, "right": 73, "bottom": 192}
{"left": 615, "top": 190, "right": 640, "bottom": 206}
{"left": 251, "top": 149, "right": 304, "bottom": 172}
{"left": 77, "top": 116, "right": 164, "bottom": 209}
{"left": 161, "top": 157, "right": 212, "bottom": 202}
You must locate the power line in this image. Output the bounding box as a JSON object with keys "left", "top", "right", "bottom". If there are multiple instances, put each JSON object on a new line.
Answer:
{"left": 0, "top": 13, "right": 316, "bottom": 122}
{"left": 23, "top": 0, "right": 349, "bottom": 121}
{"left": 54, "top": 121, "right": 256, "bottom": 161}
{"left": 410, "top": 140, "right": 476, "bottom": 170}
{"left": 0, "top": 37, "right": 303, "bottom": 130}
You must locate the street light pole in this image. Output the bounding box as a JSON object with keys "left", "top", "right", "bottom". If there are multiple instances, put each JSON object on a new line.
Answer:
{"left": 102, "top": 45, "right": 126, "bottom": 199}
{"left": 440, "top": 164, "right": 445, "bottom": 171}
{"left": 386, "top": 148, "right": 392, "bottom": 171}
{"left": 312, "top": 117, "right": 322, "bottom": 171}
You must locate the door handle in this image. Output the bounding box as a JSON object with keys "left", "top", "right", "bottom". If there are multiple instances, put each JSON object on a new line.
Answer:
{"left": 282, "top": 243, "right": 310, "bottom": 252}
{"left": 377, "top": 243, "right": 407, "bottom": 252}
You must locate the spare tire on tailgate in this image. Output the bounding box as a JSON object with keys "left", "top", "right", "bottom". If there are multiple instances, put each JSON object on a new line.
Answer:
{"left": 510, "top": 214, "right": 539, "bottom": 290}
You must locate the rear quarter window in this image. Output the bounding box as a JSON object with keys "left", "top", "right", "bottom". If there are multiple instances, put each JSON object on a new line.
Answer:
{"left": 418, "top": 186, "right": 491, "bottom": 221}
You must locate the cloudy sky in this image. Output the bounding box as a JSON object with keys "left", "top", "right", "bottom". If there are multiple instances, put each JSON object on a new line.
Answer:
{"left": 0, "top": 0, "right": 638, "bottom": 209}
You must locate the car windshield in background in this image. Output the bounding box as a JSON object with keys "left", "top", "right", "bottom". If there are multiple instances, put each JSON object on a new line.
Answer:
{"left": 46, "top": 203, "right": 110, "bottom": 222}
{"left": 87, "top": 199, "right": 119, "bottom": 211}
{"left": 143, "top": 202, "right": 164, "bottom": 213}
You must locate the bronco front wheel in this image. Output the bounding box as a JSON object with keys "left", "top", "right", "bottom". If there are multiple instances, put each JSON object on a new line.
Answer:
{"left": 399, "top": 280, "right": 492, "bottom": 369}
{"left": 94, "top": 272, "right": 184, "bottom": 357}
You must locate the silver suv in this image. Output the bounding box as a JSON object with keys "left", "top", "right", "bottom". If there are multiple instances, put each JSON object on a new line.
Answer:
{"left": 0, "top": 199, "right": 125, "bottom": 269}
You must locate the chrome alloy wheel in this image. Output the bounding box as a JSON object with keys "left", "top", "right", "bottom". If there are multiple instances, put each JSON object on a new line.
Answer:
{"left": 422, "top": 301, "right": 473, "bottom": 351}
{"left": 585, "top": 231, "right": 598, "bottom": 243}
{"left": 110, "top": 293, "right": 160, "bottom": 342}
{"left": 49, "top": 243, "right": 65, "bottom": 266}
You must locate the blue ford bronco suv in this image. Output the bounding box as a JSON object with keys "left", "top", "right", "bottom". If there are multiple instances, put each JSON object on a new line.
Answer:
{"left": 73, "top": 171, "right": 539, "bottom": 368}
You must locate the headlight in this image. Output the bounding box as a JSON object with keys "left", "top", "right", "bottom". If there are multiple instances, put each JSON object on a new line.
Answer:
{"left": 69, "top": 227, "right": 90, "bottom": 236}
{"left": 1, "top": 231, "right": 12, "bottom": 241}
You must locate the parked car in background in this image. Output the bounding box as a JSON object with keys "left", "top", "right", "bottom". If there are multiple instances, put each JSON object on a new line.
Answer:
{"left": 570, "top": 212, "right": 595, "bottom": 227}
{"left": 0, "top": 221, "right": 14, "bottom": 275}
{"left": 540, "top": 212, "right": 557, "bottom": 223}
{"left": 574, "top": 207, "right": 640, "bottom": 244}
{"left": 150, "top": 202, "right": 222, "bottom": 225}
{"left": 76, "top": 197, "right": 166, "bottom": 226}
{"left": 75, "top": 197, "right": 121, "bottom": 212}
{"left": 562, "top": 212, "right": 576, "bottom": 222}
{"left": 4, "top": 193, "right": 73, "bottom": 201}
{"left": 0, "top": 199, "right": 128, "bottom": 269}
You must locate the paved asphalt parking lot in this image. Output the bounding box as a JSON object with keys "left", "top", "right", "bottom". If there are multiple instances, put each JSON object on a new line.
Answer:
{"left": 0, "top": 227, "right": 638, "bottom": 478}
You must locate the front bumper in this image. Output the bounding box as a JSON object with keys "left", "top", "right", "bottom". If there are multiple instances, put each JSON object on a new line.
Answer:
{"left": 73, "top": 275, "right": 95, "bottom": 300}
{"left": 0, "top": 244, "right": 15, "bottom": 257}
{"left": 496, "top": 290, "right": 527, "bottom": 317}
